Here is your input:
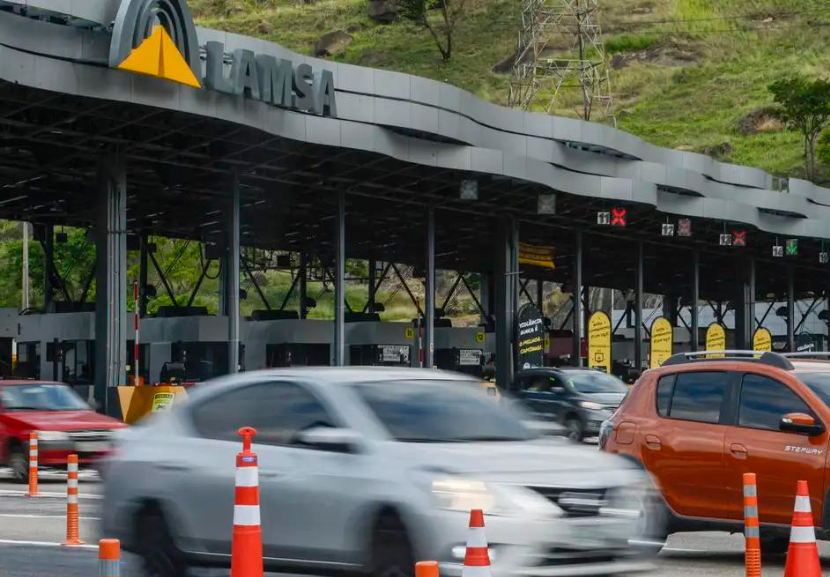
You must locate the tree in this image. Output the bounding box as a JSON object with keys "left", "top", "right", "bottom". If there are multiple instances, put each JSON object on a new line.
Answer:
{"left": 818, "top": 129, "right": 830, "bottom": 171}
{"left": 400, "top": 0, "right": 468, "bottom": 61}
{"left": 768, "top": 76, "right": 830, "bottom": 180}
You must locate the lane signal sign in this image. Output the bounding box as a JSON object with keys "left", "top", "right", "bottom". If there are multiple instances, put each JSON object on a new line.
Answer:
{"left": 733, "top": 230, "right": 746, "bottom": 247}
{"left": 677, "top": 218, "right": 692, "bottom": 237}
{"left": 611, "top": 208, "right": 627, "bottom": 227}
{"left": 786, "top": 239, "right": 798, "bottom": 255}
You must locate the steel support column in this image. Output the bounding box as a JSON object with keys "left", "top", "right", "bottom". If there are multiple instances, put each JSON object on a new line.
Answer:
{"left": 43, "top": 224, "right": 54, "bottom": 312}
{"left": 691, "top": 252, "right": 700, "bottom": 351}
{"left": 367, "top": 259, "right": 376, "bottom": 314}
{"left": 572, "top": 231, "right": 583, "bottom": 367}
{"left": 424, "top": 207, "right": 436, "bottom": 368}
{"left": 495, "top": 217, "right": 518, "bottom": 387}
{"left": 634, "top": 242, "right": 644, "bottom": 371}
{"left": 299, "top": 253, "right": 308, "bottom": 319}
{"left": 334, "top": 191, "right": 346, "bottom": 366}
{"left": 787, "top": 265, "right": 795, "bottom": 352}
{"left": 227, "top": 182, "right": 241, "bottom": 374}
{"left": 94, "top": 159, "right": 127, "bottom": 413}
{"left": 139, "top": 232, "right": 149, "bottom": 317}
{"left": 536, "top": 280, "right": 544, "bottom": 314}
{"left": 740, "top": 258, "right": 756, "bottom": 348}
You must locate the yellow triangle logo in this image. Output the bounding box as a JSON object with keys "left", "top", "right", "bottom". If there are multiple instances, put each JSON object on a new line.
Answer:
{"left": 117, "top": 26, "right": 201, "bottom": 89}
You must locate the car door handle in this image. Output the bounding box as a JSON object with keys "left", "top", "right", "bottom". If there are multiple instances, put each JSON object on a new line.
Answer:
{"left": 157, "top": 462, "right": 190, "bottom": 472}
{"left": 730, "top": 444, "right": 748, "bottom": 459}
{"left": 645, "top": 435, "right": 662, "bottom": 450}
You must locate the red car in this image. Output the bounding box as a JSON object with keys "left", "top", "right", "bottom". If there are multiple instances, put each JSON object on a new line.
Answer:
{"left": 0, "top": 381, "right": 127, "bottom": 481}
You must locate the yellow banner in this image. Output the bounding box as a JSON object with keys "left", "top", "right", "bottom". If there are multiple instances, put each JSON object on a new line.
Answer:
{"left": 587, "top": 311, "right": 612, "bottom": 373}
{"left": 519, "top": 242, "right": 555, "bottom": 269}
{"left": 705, "top": 323, "right": 726, "bottom": 358}
{"left": 753, "top": 327, "right": 772, "bottom": 352}
{"left": 650, "top": 317, "right": 673, "bottom": 369}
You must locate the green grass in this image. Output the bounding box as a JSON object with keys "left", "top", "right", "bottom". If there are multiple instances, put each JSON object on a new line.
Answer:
{"left": 192, "top": 0, "right": 830, "bottom": 178}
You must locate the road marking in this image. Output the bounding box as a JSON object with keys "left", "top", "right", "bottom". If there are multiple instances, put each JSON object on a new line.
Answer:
{"left": 662, "top": 547, "right": 706, "bottom": 553}
{"left": 0, "top": 513, "right": 100, "bottom": 521}
{"left": 0, "top": 489, "right": 101, "bottom": 500}
{"left": 0, "top": 538, "right": 98, "bottom": 550}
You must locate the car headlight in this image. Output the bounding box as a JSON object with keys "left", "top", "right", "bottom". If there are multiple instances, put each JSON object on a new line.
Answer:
{"left": 432, "top": 478, "right": 499, "bottom": 513}
{"left": 601, "top": 484, "right": 647, "bottom": 521}
{"left": 37, "top": 430, "right": 70, "bottom": 442}
{"left": 579, "top": 401, "right": 604, "bottom": 410}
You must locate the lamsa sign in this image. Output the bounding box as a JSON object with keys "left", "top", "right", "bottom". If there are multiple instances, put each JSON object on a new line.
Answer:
{"left": 205, "top": 42, "right": 338, "bottom": 118}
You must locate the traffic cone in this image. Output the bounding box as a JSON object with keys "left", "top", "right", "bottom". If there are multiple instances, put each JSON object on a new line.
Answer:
{"left": 463, "top": 510, "right": 491, "bottom": 577}
{"left": 231, "top": 427, "right": 263, "bottom": 577}
{"left": 26, "top": 432, "right": 39, "bottom": 498}
{"left": 416, "top": 560, "right": 440, "bottom": 577}
{"left": 98, "top": 539, "right": 120, "bottom": 577}
{"left": 784, "top": 480, "right": 821, "bottom": 577}
{"left": 742, "top": 473, "right": 761, "bottom": 577}
{"left": 62, "top": 454, "right": 83, "bottom": 546}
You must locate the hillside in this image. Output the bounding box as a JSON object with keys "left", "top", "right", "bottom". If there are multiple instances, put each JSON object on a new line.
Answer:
{"left": 191, "top": 0, "right": 830, "bottom": 180}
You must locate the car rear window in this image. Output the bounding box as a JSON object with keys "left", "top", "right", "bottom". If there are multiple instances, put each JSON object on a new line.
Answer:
{"left": 658, "top": 372, "right": 728, "bottom": 424}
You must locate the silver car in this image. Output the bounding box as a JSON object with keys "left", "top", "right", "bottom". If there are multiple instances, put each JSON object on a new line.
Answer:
{"left": 101, "top": 368, "right": 655, "bottom": 577}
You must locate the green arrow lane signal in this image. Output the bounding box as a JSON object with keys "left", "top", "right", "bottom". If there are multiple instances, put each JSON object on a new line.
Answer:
{"left": 786, "top": 239, "right": 798, "bottom": 255}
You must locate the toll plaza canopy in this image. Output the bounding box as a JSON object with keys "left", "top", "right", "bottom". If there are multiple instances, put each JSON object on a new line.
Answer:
{"left": 3, "top": 0, "right": 830, "bottom": 396}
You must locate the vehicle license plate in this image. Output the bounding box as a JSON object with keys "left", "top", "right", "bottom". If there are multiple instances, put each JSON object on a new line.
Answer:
{"left": 75, "top": 441, "right": 109, "bottom": 453}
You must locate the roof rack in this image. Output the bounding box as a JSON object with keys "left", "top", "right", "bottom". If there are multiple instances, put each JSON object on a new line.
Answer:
{"left": 662, "top": 350, "right": 794, "bottom": 370}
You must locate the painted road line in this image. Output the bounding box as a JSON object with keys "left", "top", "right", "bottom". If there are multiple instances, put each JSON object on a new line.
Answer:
{"left": 0, "top": 513, "right": 100, "bottom": 521}
{"left": 0, "top": 489, "right": 101, "bottom": 500}
{"left": 661, "top": 547, "right": 706, "bottom": 553}
{"left": 0, "top": 538, "right": 99, "bottom": 550}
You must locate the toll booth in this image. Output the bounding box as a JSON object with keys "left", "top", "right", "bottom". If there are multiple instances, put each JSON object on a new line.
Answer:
{"left": 17, "top": 311, "right": 96, "bottom": 384}
{"left": 345, "top": 314, "right": 415, "bottom": 367}
{"left": 434, "top": 321, "right": 485, "bottom": 377}
{"left": 0, "top": 308, "right": 17, "bottom": 378}
{"left": 244, "top": 310, "right": 332, "bottom": 369}
{"left": 138, "top": 310, "right": 232, "bottom": 383}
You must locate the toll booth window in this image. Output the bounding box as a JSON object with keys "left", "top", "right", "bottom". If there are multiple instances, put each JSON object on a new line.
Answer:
{"left": 191, "top": 382, "right": 335, "bottom": 446}
{"left": 666, "top": 372, "right": 728, "bottom": 424}
{"left": 62, "top": 341, "right": 94, "bottom": 385}
{"left": 16, "top": 342, "right": 40, "bottom": 380}
{"left": 738, "top": 374, "right": 812, "bottom": 431}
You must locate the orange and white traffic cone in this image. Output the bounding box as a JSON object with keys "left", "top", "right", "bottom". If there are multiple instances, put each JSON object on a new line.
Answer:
{"left": 416, "top": 560, "right": 440, "bottom": 577}
{"left": 26, "top": 432, "right": 39, "bottom": 498}
{"left": 99, "top": 539, "right": 120, "bottom": 577}
{"left": 463, "top": 510, "right": 491, "bottom": 577}
{"left": 231, "top": 427, "right": 263, "bottom": 577}
{"left": 743, "top": 473, "right": 761, "bottom": 577}
{"left": 784, "top": 480, "right": 821, "bottom": 577}
{"left": 62, "top": 454, "right": 84, "bottom": 546}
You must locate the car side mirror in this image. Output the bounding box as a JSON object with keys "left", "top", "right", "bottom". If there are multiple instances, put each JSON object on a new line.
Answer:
{"left": 780, "top": 413, "right": 825, "bottom": 436}
{"left": 295, "top": 427, "right": 362, "bottom": 453}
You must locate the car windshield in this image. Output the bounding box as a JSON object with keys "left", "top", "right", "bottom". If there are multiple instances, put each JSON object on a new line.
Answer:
{"left": 354, "top": 380, "right": 534, "bottom": 443}
{"left": 796, "top": 372, "right": 830, "bottom": 407}
{"left": 562, "top": 371, "right": 628, "bottom": 394}
{"left": 0, "top": 384, "right": 89, "bottom": 411}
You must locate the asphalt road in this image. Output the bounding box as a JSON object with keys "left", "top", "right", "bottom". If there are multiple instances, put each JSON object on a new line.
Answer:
{"left": 1, "top": 472, "right": 830, "bottom": 576}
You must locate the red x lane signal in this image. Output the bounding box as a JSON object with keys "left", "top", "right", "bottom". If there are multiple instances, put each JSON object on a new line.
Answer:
{"left": 611, "top": 207, "right": 627, "bottom": 227}
{"left": 733, "top": 230, "right": 746, "bottom": 247}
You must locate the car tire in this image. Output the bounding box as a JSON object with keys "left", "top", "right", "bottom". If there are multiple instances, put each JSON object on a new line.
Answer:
{"left": 135, "top": 506, "right": 188, "bottom": 577}
{"left": 631, "top": 492, "right": 668, "bottom": 558}
{"left": 370, "top": 512, "right": 414, "bottom": 577}
{"left": 8, "top": 445, "right": 28, "bottom": 484}
{"left": 565, "top": 418, "right": 584, "bottom": 442}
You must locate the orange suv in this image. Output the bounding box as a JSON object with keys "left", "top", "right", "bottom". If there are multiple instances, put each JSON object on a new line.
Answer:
{"left": 600, "top": 351, "right": 830, "bottom": 552}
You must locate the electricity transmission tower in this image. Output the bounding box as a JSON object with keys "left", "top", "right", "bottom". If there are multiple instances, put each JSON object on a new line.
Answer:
{"left": 508, "top": 0, "right": 615, "bottom": 124}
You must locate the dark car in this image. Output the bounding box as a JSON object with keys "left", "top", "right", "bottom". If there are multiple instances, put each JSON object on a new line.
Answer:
{"left": 513, "top": 368, "right": 628, "bottom": 441}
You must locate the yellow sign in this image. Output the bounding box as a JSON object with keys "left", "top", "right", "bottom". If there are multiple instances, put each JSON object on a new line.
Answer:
{"left": 753, "top": 327, "right": 773, "bottom": 352}
{"left": 650, "top": 317, "right": 673, "bottom": 368}
{"left": 587, "top": 311, "right": 612, "bottom": 373}
{"left": 405, "top": 327, "right": 415, "bottom": 339}
{"left": 705, "top": 323, "right": 726, "bottom": 358}
{"left": 475, "top": 332, "right": 485, "bottom": 344}
{"left": 518, "top": 242, "right": 555, "bottom": 269}
{"left": 117, "top": 26, "right": 202, "bottom": 88}
{"left": 544, "top": 334, "right": 550, "bottom": 351}
{"left": 151, "top": 392, "right": 176, "bottom": 412}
